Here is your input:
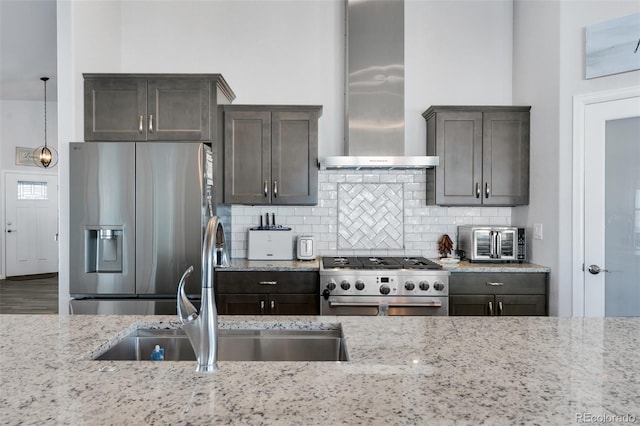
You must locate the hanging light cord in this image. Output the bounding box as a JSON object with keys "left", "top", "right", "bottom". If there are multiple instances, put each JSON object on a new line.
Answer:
{"left": 42, "top": 77, "right": 48, "bottom": 148}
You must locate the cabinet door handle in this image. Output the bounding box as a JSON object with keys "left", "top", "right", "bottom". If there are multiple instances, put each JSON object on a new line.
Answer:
{"left": 139, "top": 115, "right": 144, "bottom": 133}
{"left": 260, "top": 300, "right": 265, "bottom": 313}
{"left": 148, "top": 114, "right": 154, "bottom": 133}
{"left": 264, "top": 180, "right": 268, "bottom": 197}
{"left": 270, "top": 300, "right": 275, "bottom": 310}
{"left": 259, "top": 281, "right": 277, "bottom": 285}
{"left": 485, "top": 282, "right": 504, "bottom": 286}
{"left": 488, "top": 301, "right": 493, "bottom": 316}
{"left": 485, "top": 182, "right": 490, "bottom": 198}
{"left": 273, "top": 180, "right": 278, "bottom": 198}
{"left": 498, "top": 301, "right": 503, "bottom": 316}
{"left": 475, "top": 182, "right": 480, "bottom": 199}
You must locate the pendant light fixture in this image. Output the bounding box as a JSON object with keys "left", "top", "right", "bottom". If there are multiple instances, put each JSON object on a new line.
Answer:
{"left": 33, "top": 77, "right": 58, "bottom": 168}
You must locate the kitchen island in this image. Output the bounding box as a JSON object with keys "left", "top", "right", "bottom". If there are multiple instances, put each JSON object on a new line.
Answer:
{"left": 1, "top": 315, "right": 638, "bottom": 425}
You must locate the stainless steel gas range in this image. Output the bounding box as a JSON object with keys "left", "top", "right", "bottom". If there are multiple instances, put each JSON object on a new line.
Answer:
{"left": 320, "top": 256, "right": 450, "bottom": 316}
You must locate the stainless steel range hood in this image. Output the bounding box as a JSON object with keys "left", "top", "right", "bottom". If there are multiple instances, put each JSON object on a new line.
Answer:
{"left": 320, "top": 0, "right": 439, "bottom": 171}
{"left": 319, "top": 155, "right": 439, "bottom": 170}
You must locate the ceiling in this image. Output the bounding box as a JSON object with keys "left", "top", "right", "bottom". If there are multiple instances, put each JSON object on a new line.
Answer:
{"left": 1, "top": 0, "right": 57, "bottom": 101}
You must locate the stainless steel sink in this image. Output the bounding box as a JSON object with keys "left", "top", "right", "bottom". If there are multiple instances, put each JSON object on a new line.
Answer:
{"left": 95, "top": 327, "right": 349, "bottom": 362}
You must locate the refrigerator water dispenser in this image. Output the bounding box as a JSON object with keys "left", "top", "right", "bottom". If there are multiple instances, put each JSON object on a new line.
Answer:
{"left": 85, "top": 227, "right": 123, "bottom": 273}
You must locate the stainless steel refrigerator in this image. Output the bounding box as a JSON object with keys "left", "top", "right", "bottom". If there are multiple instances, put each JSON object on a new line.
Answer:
{"left": 69, "top": 142, "right": 214, "bottom": 314}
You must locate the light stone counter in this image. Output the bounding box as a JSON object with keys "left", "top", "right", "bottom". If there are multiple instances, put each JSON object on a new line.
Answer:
{"left": 222, "top": 258, "right": 551, "bottom": 273}
{"left": 222, "top": 258, "right": 320, "bottom": 271}
{"left": 1, "top": 315, "right": 638, "bottom": 425}
{"left": 435, "top": 259, "right": 551, "bottom": 273}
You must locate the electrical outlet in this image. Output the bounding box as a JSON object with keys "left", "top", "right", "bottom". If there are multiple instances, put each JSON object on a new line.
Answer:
{"left": 533, "top": 223, "right": 543, "bottom": 240}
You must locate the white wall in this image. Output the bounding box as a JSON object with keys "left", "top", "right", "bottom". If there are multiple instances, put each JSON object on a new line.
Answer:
{"left": 0, "top": 100, "right": 58, "bottom": 278}
{"left": 512, "top": 0, "right": 562, "bottom": 314}
{"left": 405, "top": 0, "right": 513, "bottom": 153}
{"left": 0, "top": 100, "right": 58, "bottom": 171}
{"left": 57, "top": 0, "right": 515, "bottom": 313}
{"left": 57, "top": 0, "right": 122, "bottom": 312}
{"left": 513, "top": 0, "right": 640, "bottom": 316}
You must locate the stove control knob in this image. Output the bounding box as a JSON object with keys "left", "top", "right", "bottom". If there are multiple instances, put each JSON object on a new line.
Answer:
{"left": 433, "top": 281, "right": 445, "bottom": 291}
{"left": 326, "top": 280, "right": 337, "bottom": 291}
{"left": 404, "top": 281, "right": 415, "bottom": 291}
{"left": 419, "top": 281, "right": 430, "bottom": 291}
{"left": 355, "top": 280, "right": 365, "bottom": 291}
{"left": 380, "top": 284, "right": 391, "bottom": 295}
{"left": 340, "top": 280, "right": 351, "bottom": 291}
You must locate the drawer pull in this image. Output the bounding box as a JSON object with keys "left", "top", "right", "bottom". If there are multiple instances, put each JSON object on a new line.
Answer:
{"left": 259, "top": 281, "right": 277, "bottom": 285}
{"left": 488, "top": 301, "right": 493, "bottom": 316}
{"left": 260, "top": 300, "right": 265, "bottom": 313}
{"left": 485, "top": 282, "right": 504, "bottom": 286}
{"left": 498, "top": 301, "right": 503, "bottom": 316}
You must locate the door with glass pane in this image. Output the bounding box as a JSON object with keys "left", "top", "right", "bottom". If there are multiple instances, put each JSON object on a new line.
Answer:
{"left": 4, "top": 173, "right": 58, "bottom": 276}
{"left": 584, "top": 96, "right": 640, "bottom": 316}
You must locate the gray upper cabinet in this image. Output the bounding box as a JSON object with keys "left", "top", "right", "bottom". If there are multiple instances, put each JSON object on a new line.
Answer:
{"left": 423, "top": 106, "right": 531, "bottom": 206}
{"left": 84, "top": 74, "right": 235, "bottom": 142}
{"left": 223, "top": 105, "right": 322, "bottom": 205}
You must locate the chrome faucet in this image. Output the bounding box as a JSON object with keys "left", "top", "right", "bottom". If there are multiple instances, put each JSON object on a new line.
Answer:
{"left": 177, "top": 216, "right": 230, "bottom": 373}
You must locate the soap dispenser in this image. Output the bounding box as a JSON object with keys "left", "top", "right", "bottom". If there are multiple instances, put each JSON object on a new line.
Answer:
{"left": 151, "top": 345, "right": 164, "bottom": 361}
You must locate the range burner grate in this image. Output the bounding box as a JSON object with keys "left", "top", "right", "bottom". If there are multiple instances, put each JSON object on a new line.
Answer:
{"left": 357, "top": 257, "right": 403, "bottom": 269}
{"left": 322, "top": 256, "right": 443, "bottom": 270}
{"left": 322, "top": 257, "right": 363, "bottom": 269}
{"left": 398, "top": 257, "right": 443, "bottom": 270}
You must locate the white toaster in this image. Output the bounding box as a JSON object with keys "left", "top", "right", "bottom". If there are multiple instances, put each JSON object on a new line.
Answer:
{"left": 296, "top": 235, "right": 315, "bottom": 260}
{"left": 247, "top": 229, "right": 294, "bottom": 260}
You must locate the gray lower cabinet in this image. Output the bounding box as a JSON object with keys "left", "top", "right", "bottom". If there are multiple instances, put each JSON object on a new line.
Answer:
{"left": 84, "top": 74, "right": 235, "bottom": 142}
{"left": 449, "top": 272, "right": 547, "bottom": 316}
{"left": 423, "top": 106, "right": 530, "bottom": 206}
{"left": 214, "top": 271, "right": 319, "bottom": 315}
{"left": 223, "top": 105, "right": 322, "bottom": 205}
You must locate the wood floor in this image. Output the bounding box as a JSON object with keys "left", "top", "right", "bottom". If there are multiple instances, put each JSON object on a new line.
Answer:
{"left": 0, "top": 274, "right": 58, "bottom": 314}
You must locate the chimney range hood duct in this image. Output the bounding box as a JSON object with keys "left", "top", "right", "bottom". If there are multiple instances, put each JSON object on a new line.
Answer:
{"left": 320, "top": 0, "right": 439, "bottom": 170}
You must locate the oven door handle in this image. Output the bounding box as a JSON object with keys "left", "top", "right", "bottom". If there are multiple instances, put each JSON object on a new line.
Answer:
{"left": 388, "top": 301, "right": 442, "bottom": 308}
{"left": 328, "top": 301, "right": 443, "bottom": 308}
{"left": 328, "top": 301, "right": 381, "bottom": 308}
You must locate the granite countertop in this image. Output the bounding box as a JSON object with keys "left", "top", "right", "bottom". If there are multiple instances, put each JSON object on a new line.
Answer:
{"left": 434, "top": 259, "right": 551, "bottom": 273}
{"left": 221, "top": 258, "right": 320, "bottom": 271}
{"left": 221, "top": 258, "right": 550, "bottom": 274}
{"left": 1, "top": 314, "right": 638, "bottom": 425}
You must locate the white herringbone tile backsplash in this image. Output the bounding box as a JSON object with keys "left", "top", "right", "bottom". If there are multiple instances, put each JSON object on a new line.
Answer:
{"left": 338, "top": 183, "right": 404, "bottom": 249}
{"left": 229, "top": 170, "right": 512, "bottom": 259}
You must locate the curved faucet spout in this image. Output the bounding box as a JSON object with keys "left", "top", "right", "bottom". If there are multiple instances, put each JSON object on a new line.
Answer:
{"left": 177, "top": 265, "right": 197, "bottom": 323}
{"left": 177, "top": 216, "right": 229, "bottom": 373}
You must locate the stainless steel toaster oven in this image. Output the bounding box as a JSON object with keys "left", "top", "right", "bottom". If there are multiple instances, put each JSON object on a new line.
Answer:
{"left": 457, "top": 226, "right": 526, "bottom": 262}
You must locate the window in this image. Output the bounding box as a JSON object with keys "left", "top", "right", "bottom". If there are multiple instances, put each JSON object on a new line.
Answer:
{"left": 17, "top": 181, "right": 48, "bottom": 200}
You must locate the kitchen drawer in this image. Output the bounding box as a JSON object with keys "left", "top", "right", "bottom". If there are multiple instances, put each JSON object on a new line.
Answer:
{"left": 449, "top": 272, "right": 547, "bottom": 295}
{"left": 215, "top": 271, "right": 318, "bottom": 294}
{"left": 217, "top": 293, "right": 319, "bottom": 315}
{"left": 450, "top": 294, "right": 546, "bottom": 316}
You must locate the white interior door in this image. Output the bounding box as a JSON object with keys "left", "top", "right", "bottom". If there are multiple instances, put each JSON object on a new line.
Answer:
{"left": 583, "top": 95, "right": 640, "bottom": 316}
{"left": 4, "top": 172, "right": 59, "bottom": 276}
